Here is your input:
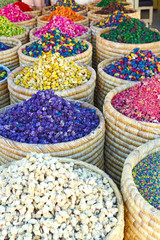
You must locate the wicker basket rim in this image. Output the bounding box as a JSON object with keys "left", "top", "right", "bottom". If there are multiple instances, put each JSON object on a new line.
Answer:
{"left": 42, "top": 5, "right": 86, "bottom": 11}
{"left": 13, "top": 17, "right": 37, "bottom": 25}
{"left": 0, "top": 100, "right": 105, "bottom": 150}
{"left": 38, "top": 14, "right": 88, "bottom": 22}
{"left": 87, "top": 1, "right": 131, "bottom": 7}
{"left": 8, "top": 63, "right": 96, "bottom": 96}
{"left": 0, "top": 65, "right": 10, "bottom": 84}
{"left": 98, "top": 57, "right": 136, "bottom": 84}
{"left": 121, "top": 139, "right": 160, "bottom": 217}
{"left": 0, "top": 36, "right": 21, "bottom": 54}
{"left": 30, "top": 25, "right": 91, "bottom": 39}
{"left": 88, "top": 8, "right": 137, "bottom": 15}
{"left": 103, "top": 81, "right": 160, "bottom": 130}
{"left": 24, "top": 8, "right": 42, "bottom": 14}
{"left": 18, "top": 39, "right": 92, "bottom": 62}
{"left": 97, "top": 27, "right": 160, "bottom": 47}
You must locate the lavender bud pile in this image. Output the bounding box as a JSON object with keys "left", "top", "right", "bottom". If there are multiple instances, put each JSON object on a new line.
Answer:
{"left": 0, "top": 90, "right": 99, "bottom": 144}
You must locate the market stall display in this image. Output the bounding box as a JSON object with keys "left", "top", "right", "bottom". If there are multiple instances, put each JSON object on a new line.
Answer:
{"left": 96, "top": 48, "right": 160, "bottom": 110}
{"left": 0, "top": 153, "right": 124, "bottom": 239}
{"left": 18, "top": 29, "right": 92, "bottom": 66}
{"left": 8, "top": 52, "right": 96, "bottom": 104}
{"left": 38, "top": 7, "right": 89, "bottom": 27}
{"left": 103, "top": 74, "right": 160, "bottom": 185}
{"left": 0, "top": 90, "right": 105, "bottom": 168}
{"left": 96, "top": 18, "right": 160, "bottom": 65}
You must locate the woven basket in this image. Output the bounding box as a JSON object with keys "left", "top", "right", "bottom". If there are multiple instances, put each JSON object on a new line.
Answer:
{"left": 96, "top": 27, "right": 160, "bottom": 65}
{"left": 30, "top": 26, "right": 91, "bottom": 42}
{"left": 121, "top": 139, "right": 160, "bottom": 240}
{"left": 42, "top": 6, "right": 87, "bottom": 16}
{"left": 0, "top": 37, "right": 22, "bottom": 71}
{"left": 0, "top": 65, "right": 10, "bottom": 108}
{"left": 14, "top": 17, "right": 37, "bottom": 30}
{"left": 74, "top": 15, "right": 88, "bottom": 27}
{"left": 11, "top": 26, "right": 29, "bottom": 44}
{"left": 88, "top": 9, "right": 140, "bottom": 24}
{"left": 8, "top": 63, "right": 96, "bottom": 104}
{"left": 0, "top": 100, "right": 105, "bottom": 170}
{"left": 18, "top": 39, "right": 92, "bottom": 66}
{"left": 96, "top": 57, "right": 135, "bottom": 111}
{"left": 37, "top": 14, "right": 89, "bottom": 27}
{"left": 90, "top": 20, "right": 114, "bottom": 69}
{"left": 103, "top": 82, "right": 160, "bottom": 186}
{"left": 24, "top": 6, "right": 42, "bottom": 17}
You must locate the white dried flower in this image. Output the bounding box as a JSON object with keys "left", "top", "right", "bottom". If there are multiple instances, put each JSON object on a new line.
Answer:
{"left": 0, "top": 153, "right": 118, "bottom": 239}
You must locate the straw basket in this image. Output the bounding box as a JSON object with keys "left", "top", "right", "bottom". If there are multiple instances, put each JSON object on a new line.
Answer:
{"left": 90, "top": 20, "right": 114, "bottom": 69}
{"left": 8, "top": 64, "right": 96, "bottom": 104}
{"left": 18, "top": 40, "right": 92, "bottom": 66}
{"left": 88, "top": 9, "right": 140, "bottom": 24}
{"left": 0, "top": 100, "right": 105, "bottom": 170}
{"left": 0, "top": 37, "right": 22, "bottom": 71}
{"left": 42, "top": 6, "right": 87, "bottom": 16}
{"left": 0, "top": 65, "right": 10, "bottom": 108}
{"left": 96, "top": 57, "right": 135, "bottom": 111}
{"left": 121, "top": 139, "right": 160, "bottom": 240}
{"left": 14, "top": 17, "right": 37, "bottom": 30}
{"left": 37, "top": 14, "right": 50, "bottom": 27}
{"left": 13, "top": 26, "right": 29, "bottom": 44}
{"left": 37, "top": 14, "right": 89, "bottom": 27}
{"left": 96, "top": 27, "right": 160, "bottom": 65}
{"left": 24, "top": 6, "right": 42, "bottom": 17}
{"left": 103, "top": 81, "right": 160, "bottom": 186}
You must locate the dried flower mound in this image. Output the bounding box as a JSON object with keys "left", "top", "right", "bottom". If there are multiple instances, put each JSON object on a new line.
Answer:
{"left": 112, "top": 74, "right": 160, "bottom": 123}
{"left": 22, "top": 28, "right": 88, "bottom": 58}
{"left": 0, "top": 89, "right": 99, "bottom": 144}
{"left": 95, "top": 10, "right": 130, "bottom": 28}
{"left": 97, "top": 0, "right": 118, "bottom": 7}
{"left": 53, "top": 0, "right": 85, "bottom": 11}
{"left": 41, "top": 6, "right": 85, "bottom": 22}
{"left": 0, "top": 16, "right": 26, "bottom": 37}
{"left": 13, "top": 1, "right": 33, "bottom": 12}
{"left": 0, "top": 4, "right": 32, "bottom": 22}
{"left": 95, "top": 2, "right": 134, "bottom": 14}
{"left": 34, "top": 16, "right": 88, "bottom": 38}
{"left": 0, "top": 153, "right": 118, "bottom": 239}
{"left": 133, "top": 151, "right": 160, "bottom": 210}
{"left": 14, "top": 52, "right": 91, "bottom": 91}
{"left": 104, "top": 48, "right": 160, "bottom": 81}
{"left": 101, "top": 18, "right": 160, "bottom": 43}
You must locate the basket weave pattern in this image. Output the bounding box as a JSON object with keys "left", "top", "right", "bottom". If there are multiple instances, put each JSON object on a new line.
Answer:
{"left": 0, "top": 37, "right": 22, "bottom": 71}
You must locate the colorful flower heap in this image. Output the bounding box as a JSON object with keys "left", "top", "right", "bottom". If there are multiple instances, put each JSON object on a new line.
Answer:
{"left": 0, "top": 4, "right": 32, "bottom": 22}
